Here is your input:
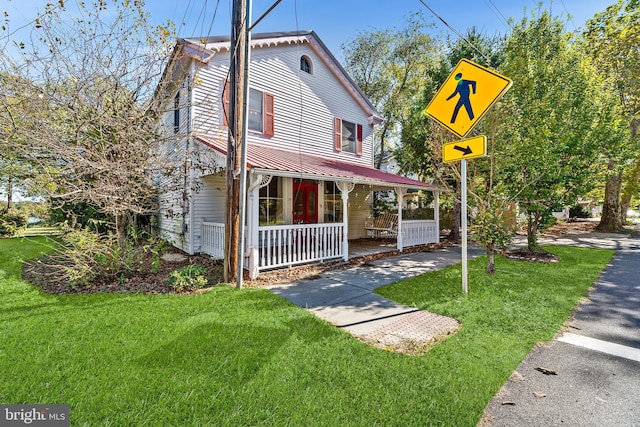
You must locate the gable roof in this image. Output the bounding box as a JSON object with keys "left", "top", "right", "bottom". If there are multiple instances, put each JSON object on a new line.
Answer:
{"left": 196, "top": 135, "right": 440, "bottom": 191}
{"left": 177, "top": 31, "right": 383, "bottom": 125}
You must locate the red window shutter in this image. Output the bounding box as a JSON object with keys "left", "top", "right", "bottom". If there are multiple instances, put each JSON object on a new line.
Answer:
{"left": 356, "top": 124, "right": 363, "bottom": 156}
{"left": 334, "top": 117, "right": 342, "bottom": 152}
{"left": 223, "top": 80, "right": 230, "bottom": 126}
{"left": 264, "top": 92, "right": 275, "bottom": 136}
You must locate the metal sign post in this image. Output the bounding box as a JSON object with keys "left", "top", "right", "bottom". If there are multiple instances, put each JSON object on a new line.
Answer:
{"left": 461, "top": 159, "right": 468, "bottom": 294}
{"left": 425, "top": 57, "right": 512, "bottom": 295}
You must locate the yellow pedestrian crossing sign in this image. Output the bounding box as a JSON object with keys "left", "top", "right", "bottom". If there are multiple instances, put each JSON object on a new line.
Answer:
{"left": 425, "top": 59, "right": 512, "bottom": 138}
{"left": 442, "top": 135, "right": 487, "bottom": 163}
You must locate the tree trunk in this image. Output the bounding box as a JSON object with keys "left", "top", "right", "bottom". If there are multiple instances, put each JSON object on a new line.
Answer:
{"left": 486, "top": 244, "right": 495, "bottom": 275}
{"left": 527, "top": 212, "right": 540, "bottom": 253}
{"left": 6, "top": 175, "right": 13, "bottom": 212}
{"left": 596, "top": 161, "right": 623, "bottom": 232}
{"left": 620, "top": 122, "right": 639, "bottom": 225}
{"left": 620, "top": 160, "right": 640, "bottom": 225}
{"left": 115, "top": 213, "right": 127, "bottom": 249}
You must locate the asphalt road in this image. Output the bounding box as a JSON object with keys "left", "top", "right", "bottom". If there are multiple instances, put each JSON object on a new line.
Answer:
{"left": 481, "top": 233, "right": 640, "bottom": 427}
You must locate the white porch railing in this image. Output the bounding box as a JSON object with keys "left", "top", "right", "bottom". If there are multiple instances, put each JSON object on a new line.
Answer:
{"left": 257, "top": 223, "right": 344, "bottom": 271}
{"left": 201, "top": 222, "right": 345, "bottom": 270}
{"left": 201, "top": 222, "right": 225, "bottom": 259}
{"left": 401, "top": 220, "right": 438, "bottom": 247}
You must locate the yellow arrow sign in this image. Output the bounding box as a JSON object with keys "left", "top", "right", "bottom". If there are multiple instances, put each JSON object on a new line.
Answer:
{"left": 442, "top": 135, "right": 487, "bottom": 163}
{"left": 425, "top": 59, "right": 512, "bottom": 138}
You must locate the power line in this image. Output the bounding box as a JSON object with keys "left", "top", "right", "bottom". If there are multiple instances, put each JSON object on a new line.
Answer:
{"left": 483, "top": 0, "right": 511, "bottom": 30}
{"left": 558, "top": 0, "right": 578, "bottom": 32}
{"left": 418, "top": 0, "right": 491, "bottom": 63}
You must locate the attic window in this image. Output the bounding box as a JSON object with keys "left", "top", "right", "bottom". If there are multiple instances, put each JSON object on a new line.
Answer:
{"left": 300, "top": 56, "right": 312, "bottom": 74}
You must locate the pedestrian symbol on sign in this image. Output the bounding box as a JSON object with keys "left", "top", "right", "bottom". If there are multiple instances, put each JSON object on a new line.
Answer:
{"left": 446, "top": 73, "right": 476, "bottom": 123}
{"left": 424, "top": 59, "right": 512, "bottom": 138}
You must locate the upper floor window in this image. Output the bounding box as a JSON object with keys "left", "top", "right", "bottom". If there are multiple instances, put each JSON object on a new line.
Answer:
{"left": 249, "top": 88, "right": 264, "bottom": 133}
{"left": 300, "top": 56, "right": 312, "bottom": 74}
{"left": 334, "top": 117, "right": 363, "bottom": 156}
{"left": 223, "top": 81, "right": 274, "bottom": 137}
{"left": 173, "top": 91, "right": 180, "bottom": 134}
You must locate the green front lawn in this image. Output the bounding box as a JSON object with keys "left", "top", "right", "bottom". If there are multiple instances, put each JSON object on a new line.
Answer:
{"left": 0, "top": 238, "right": 613, "bottom": 426}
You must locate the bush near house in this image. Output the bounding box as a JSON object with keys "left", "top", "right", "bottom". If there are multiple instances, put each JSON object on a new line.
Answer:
{"left": 0, "top": 208, "right": 28, "bottom": 237}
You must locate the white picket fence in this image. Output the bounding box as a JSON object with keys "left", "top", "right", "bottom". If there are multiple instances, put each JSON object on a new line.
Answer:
{"left": 401, "top": 220, "right": 438, "bottom": 247}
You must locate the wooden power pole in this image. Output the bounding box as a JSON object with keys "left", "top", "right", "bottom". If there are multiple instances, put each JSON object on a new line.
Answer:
{"left": 224, "top": 0, "right": 249, "bottom": 284}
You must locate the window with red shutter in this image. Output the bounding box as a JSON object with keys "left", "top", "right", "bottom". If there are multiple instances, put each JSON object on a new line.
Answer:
{"left": 334, "top": 117, "right": 342, "bottom": 152}
{"left": 264, "top": 92, "right": 274, "bottom": 137}
{"left": 223, "top": 80, "right": 230, "bottom": 126}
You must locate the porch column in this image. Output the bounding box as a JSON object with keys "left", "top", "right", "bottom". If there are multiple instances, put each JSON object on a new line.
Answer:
{"left": 395, "top": 187, "right": 407, "bottom": 251}
{"left": 434, "top": 191, "right": 440, "bottom": 243}
{"left": 336, "top": 181, "right": 355, "bottom": 261}
{"left": 248, "top": 174, "right": 272, "bottom": 279}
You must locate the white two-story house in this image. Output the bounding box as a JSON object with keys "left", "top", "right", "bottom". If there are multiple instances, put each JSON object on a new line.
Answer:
{"left": 154, "top": 31, "right": 442, "bottom": 279}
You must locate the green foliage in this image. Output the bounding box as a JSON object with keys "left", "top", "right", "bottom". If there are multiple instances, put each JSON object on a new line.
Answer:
{"left": 498, "top": 10, "right": 609, "bottom": 250}
{"left": 168, "top": 264, "right": 208, "bottom": 293}
{"left": 569, "top": 204, "right": 591, "bottom": 219}
{"left": 0, "top": 207, "right": 28, "bottom": 236}
{"left": 342, "top": 12, "right": 439, "bottom": 167}
{"left": 49, "top": 201, "right": 110, "bottom": 233}
{"left": 143, "top": 237, "right": 169, "bottom": 274}
{"left": 472, "top": 208, "right": 515, "bottom": 253}
{"left": 57, "top": 227, "right": 117, "bottom": 286}
{"left": 33, "top": 225, "right": 167, "bottom": 287}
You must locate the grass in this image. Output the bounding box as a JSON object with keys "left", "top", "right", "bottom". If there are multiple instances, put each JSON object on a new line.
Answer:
{"left": 0, "top": 238, "right": 613, "bottom": 426}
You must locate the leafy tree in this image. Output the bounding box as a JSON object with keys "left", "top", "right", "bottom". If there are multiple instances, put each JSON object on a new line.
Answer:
{"left": 499, "top": 11, "right": 608, "bottom": 251}
{"left": 342, "top": 12, "right": 438, "bottom": 168}
{"left": 0, "top": 76, "right": 38, "bottom": 211}
{"left": 582, "top": 0, "right": 640, "bottom": 229}
{"left": 0, "top": 1, "right": 176, "bottom": 247}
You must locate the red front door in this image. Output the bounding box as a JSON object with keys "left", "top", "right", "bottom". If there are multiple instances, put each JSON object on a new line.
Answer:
{"left": 293, "top": 180, "right": 318, "bottom": 224}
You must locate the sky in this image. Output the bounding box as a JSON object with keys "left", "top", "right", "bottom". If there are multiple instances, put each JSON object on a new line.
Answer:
{"left": 153, "top": 0, "right": 614, "bottom": 60}
{"left": 2, "top": 0, "right": 616, "bottom": 61}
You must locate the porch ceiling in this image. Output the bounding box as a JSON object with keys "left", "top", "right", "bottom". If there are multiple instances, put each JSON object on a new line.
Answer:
{"left": 196, "top": 135, "right": 442, "bottom": 192}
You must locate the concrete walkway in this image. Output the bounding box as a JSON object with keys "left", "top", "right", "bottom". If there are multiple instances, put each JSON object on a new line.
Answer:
{"left": 270, "top": 246, "right": 485, "bottom": 350}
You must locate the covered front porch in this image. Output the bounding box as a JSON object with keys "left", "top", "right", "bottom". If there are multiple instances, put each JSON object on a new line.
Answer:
{"left": 200, "top": 180, "right": 440, "bottom": 279}
{"left": 195, "top": 136, "right": 442, "bottom": 279}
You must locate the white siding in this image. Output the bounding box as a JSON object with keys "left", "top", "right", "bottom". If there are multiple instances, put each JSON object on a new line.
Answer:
{"left": 348, "top": 185, "right": 373, "bottom": 239}
{"left": 191, "top": 173, "right": 227, "bottom": 253}
{"left": 189, "top": 42, "right": 375, "bottom": 168}
{"left": 156, "top": 74, "right": 195, "bottom": 253}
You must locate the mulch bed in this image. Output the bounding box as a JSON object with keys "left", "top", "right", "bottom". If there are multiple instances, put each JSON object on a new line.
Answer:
{"left": 23, "top": 220, "right": 602, "bottom": 294}
{"left": 22, "top": 251, "right": 223, "bottom": 295}
{"left": 504, "top": 249, "right": 559, "bottom": 263}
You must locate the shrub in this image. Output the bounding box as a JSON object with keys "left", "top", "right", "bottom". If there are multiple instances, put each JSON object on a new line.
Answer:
{"left": 569, "top": 204, "right": 591, "bottom": 219}
{"left": 0, "top": 208, "right": 28, "bottom": 236}
{"left": 168, "top": 264, "right": 208, "bottom": 293}
{"left": 58, "top": 227, "right": 118, "bottom": 286}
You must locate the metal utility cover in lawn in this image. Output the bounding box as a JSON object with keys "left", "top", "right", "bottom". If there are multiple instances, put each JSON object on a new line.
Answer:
{"left": 442, "top": 135, "right": 487, "bottom": 163}
{"left": 425, "top": 59, "right": 512, "bottom": 138}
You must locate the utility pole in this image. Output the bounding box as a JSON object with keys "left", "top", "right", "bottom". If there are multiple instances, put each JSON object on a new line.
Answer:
{"left": 224, "top": 0, "right": 249, "bottom": 284}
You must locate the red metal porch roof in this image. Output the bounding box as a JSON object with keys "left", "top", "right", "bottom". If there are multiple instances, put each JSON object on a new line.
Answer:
{"left": 196, "top": 135, "right": 440, "bottom": 191}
